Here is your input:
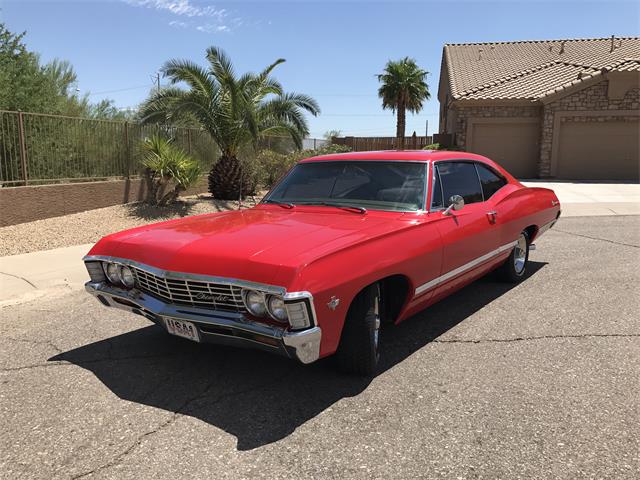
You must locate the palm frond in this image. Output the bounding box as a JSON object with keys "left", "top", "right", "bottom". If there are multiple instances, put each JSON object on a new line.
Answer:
{"left": 162, "top": 59, "right": 215, "bottom": 97}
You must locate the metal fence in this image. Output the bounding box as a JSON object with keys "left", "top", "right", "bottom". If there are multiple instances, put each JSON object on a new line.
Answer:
{"left": 0, "top": 110, "right": 326, "bottom": 187}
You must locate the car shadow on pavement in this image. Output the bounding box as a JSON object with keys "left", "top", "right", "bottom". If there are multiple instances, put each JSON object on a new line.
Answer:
{"left": 50, "top": 262, "right": 546, "bottom": 451}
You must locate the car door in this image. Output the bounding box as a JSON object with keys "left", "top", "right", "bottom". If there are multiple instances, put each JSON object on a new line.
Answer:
{"left": 429, "top": 160, "right": 503, "bottom": 296}
{"left": 474, "top": 161, "right": 511, "bottom": 245}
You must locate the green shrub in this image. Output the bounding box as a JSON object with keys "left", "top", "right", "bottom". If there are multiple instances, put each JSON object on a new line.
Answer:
{"left": 255, "top": 149, "right": 291, "bottom": 187}
{"left": 256, "top": 144, "right": 352, "bottom": 188}
{"left": 140, "top": 135, "right": 202, "bottom": 205}
{"left": 423, "top": 142, "right": 461, "bottom": 151}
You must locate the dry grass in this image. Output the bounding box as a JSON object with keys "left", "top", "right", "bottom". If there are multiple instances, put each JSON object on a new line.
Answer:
{"left": 0, "top": 193, "right": 264, "bottom": 257}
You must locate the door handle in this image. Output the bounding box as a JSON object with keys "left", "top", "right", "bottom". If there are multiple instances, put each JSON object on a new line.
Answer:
{"left": 486, "top": 210, "right": 498, "bottom": 224}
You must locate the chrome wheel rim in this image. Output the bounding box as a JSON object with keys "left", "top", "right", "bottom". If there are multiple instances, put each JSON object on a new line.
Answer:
{"left": 514, "top": 234, "right": 527, "bottom": 274}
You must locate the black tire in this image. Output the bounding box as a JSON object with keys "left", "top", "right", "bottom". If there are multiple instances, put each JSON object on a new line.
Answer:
{"left": 496, "top": 230, "right": 530, "bottom": 283}
{"left": 334, "top": 284, "right": 381, "bottom": 376}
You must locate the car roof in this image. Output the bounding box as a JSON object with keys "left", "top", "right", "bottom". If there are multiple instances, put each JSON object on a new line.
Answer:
{"left": 298, "top": 150, "right": 490, "bottom": 163}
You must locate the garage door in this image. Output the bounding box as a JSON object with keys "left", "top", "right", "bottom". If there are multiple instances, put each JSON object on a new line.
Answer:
{"left": 468, "top": 120, "right": 540, "bottom": 178}
{"left": 556, "top": 120, "right": 639, "bottom": 181}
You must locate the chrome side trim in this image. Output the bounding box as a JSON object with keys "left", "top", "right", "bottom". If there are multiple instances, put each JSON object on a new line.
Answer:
{"left": 414, "top": 240, "right": 518, "bottom": 297}
{"left": 83, "top": 255, "right": 287, "bottom": 295}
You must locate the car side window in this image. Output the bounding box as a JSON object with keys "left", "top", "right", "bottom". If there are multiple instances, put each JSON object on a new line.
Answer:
{"left": 437, "top": 162, "right": 484, "bottom": 205}
{"left": 430, "top": 165, "right": 444, "bottom": 209}
{"left": 475, "top": 163, "right": 507, "bottom": 200}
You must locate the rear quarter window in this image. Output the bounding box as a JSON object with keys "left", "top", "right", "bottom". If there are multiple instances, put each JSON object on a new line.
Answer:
{"left": 437, "top": 162, "right": 484, "bottom": 205}
{"left": 476, "top": 163, "right": 507, "bottom": 199}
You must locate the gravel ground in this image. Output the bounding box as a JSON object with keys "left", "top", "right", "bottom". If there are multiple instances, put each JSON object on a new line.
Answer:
{"left": 0, "top": 194, "right": 263, "bottom": 257}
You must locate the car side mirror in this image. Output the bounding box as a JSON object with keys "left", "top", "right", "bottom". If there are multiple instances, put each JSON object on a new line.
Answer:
{"left": 443, "top": 195, "right": 464, "bottom": 216}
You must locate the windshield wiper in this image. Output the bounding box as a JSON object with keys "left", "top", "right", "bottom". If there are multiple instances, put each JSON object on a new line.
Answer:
{"left": 298, "top": 201, "right": 367, "bottom": 214}
{"left": 263, "top": 200, "right": 295, "bottom": 209}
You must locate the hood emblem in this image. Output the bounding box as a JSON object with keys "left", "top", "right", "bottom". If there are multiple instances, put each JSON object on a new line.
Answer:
{"left": 327, "top": 296, "right": 340, "bottom": 310}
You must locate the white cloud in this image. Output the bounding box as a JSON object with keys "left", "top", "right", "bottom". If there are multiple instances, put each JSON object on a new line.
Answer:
{"left": 124, "top": 0, "right": 235, "bottom": 33}
{"left": 124, "top": 1, "right": 227, "bottom": 19}
{"left": 196, "top": 24, "right": 230, "bottom": 33}
{"left": 168, "top": 20, "right": 188, "bottom": 28}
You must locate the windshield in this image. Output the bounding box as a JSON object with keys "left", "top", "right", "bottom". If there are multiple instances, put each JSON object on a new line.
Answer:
{"left": 264, "top": 161, "right": 427, "bottom": 212}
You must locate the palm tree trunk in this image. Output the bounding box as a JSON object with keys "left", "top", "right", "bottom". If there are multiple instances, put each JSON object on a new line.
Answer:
{"left": 396, "top": 100, "right": 406, "bottom": 150}
{"left": 208, "top": 155, "right": 253, "bottom": 200}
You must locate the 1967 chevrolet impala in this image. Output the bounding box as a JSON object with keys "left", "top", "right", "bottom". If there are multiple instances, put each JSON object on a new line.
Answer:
{"left": 84, "top": 150, "right": 561, "bottom": 375}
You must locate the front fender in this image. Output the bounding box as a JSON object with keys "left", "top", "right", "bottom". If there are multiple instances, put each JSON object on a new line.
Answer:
{"left": 282, "top": 222, "right": 442, "bottom": 357}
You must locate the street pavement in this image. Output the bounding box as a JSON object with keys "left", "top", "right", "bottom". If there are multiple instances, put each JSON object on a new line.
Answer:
{"left": 1, "top": 215, "right": 639, "bottom": 479}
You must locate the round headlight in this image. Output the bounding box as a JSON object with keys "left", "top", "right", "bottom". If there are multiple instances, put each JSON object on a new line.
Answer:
{"left": 103, "top": 262, "right": 120, "bottom": 284}
{"left": 242, "top": 290, "right": 267, "bottom": 317}
{"left": 119, "top": 265, "right": 135, "bottom": 288}
{"left": 267, "top": 295, "right": 288, "bottom": 322}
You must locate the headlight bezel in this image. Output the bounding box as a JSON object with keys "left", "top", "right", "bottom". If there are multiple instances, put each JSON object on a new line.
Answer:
{"left": 119, "top": 265, "right": 135, "bottom": 288}
{"left": 103, "top": 262, "right": 121, "bottom": 285}
{"left": 101, "top": 261, "right": 135, "bottom": 289}
{"left": 266, "top": 294, "right": 288, "bottom": 323}
{"left": 242, "top": 289, "right": 268, "bottom": 317}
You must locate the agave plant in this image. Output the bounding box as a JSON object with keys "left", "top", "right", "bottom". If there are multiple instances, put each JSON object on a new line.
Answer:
{"left": 139, "top": 47, "right": 320, "bottom": 199}
{"left": 140, "top": 135, "right": 202, "bottom": 206}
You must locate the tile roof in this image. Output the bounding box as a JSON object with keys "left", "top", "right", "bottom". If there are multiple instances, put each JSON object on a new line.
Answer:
{"left": 444, "top": 37, "right": 640, "bottom": 101}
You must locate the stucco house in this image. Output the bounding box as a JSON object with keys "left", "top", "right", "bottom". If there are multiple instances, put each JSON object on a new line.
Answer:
{"left": 437, "top": 37, "right": 639, "bottom": 180}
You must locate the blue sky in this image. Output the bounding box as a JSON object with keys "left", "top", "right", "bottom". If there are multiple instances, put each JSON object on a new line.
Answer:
{"left": 2, "top": 0, "right": 639, "bottom": 138}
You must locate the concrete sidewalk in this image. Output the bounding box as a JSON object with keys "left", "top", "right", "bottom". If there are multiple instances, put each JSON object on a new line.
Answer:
{"left": 522, "top": 181, "right": 640, "bottom": 216}
{"left": 0, "top": 243, "right": 93, "bottom": 305}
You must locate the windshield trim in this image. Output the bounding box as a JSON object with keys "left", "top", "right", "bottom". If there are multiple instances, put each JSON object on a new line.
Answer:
{"left": 262, "top": 160, "right": 429, "bottom": 213}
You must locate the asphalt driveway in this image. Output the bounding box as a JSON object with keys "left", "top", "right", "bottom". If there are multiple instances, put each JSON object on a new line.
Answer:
{"left": 1, "top": 216, "right": 638, "bottom": 479}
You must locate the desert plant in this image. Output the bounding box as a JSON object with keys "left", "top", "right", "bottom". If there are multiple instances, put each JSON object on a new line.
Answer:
{"left": 257, "top": 143, "right": 352, "bottom": 188}
{"left": 256, "top": 149, "right": 289, "bottom": 187}
{"left": 138, "top": 47, "right": 320, "bottom": 199}
{"left": 140, "top": 135, "right": 202, "bottom": 205}
{"left": 422, "top": 142, "right": 459, "bottom": 151}
{"left": 323, "top": 129, "right": 342, "bottom": 142}
{"left": 377, "top": 58, "right": 430, "bottom": 150}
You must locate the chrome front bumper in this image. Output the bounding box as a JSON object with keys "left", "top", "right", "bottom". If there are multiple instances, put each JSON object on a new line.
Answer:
{"left": 85, "top": 281, "right": 322, "bottom": 364}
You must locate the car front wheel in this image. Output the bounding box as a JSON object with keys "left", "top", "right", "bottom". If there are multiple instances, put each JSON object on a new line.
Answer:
{"left": 497, "top": 230, "right": 530, "bottom": 283}
{"left": 334, "top": 284, "right": 381, "bottom": 376}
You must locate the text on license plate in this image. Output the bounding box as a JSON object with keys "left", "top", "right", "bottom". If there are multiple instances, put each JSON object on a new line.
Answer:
{"left": 164, "top": 318, "right": 200, "bottom": 342}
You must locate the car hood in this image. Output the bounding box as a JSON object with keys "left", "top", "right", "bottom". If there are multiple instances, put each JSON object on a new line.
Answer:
{"left": 88, "top": 206, "right": 418, "bottom": 286}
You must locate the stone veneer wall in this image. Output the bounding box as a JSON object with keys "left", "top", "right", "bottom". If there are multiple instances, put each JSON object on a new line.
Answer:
{"left": 452, "top": 105, "right": 542, "bottom": 151}
{"left": 539, "top": 81, "right": 640, "bottom": 176}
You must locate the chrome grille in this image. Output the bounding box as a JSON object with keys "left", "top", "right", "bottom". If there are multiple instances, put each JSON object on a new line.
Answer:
{"left": 131, "top": 267, "right": 245, "bottom": 312}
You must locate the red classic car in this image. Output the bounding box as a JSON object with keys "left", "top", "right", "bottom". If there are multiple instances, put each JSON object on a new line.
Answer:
{"left": 84, "top": 150, "right": 560, "bottom": 375}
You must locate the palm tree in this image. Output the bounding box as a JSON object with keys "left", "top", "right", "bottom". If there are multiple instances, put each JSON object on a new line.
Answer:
{"left": 377, "top": 58, "right": 430, "bottom": 150}
{"left": 139, "top": 47, "right": 320, "bottom": 199}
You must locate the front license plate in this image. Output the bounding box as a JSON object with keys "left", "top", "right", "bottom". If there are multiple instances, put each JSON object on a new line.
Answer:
{"left": 165, "top": 318, "right": 200, "bottom": 342}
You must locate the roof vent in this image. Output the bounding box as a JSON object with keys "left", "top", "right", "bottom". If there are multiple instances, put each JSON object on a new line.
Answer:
{"left": 610, "top": 35, "right": 616, "bottom": 52}
{"left": 560, "top": 41, "right": 566, "bottom": 54}
{"left": 477, "top": 48, "right": 483, "bottom": 61}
